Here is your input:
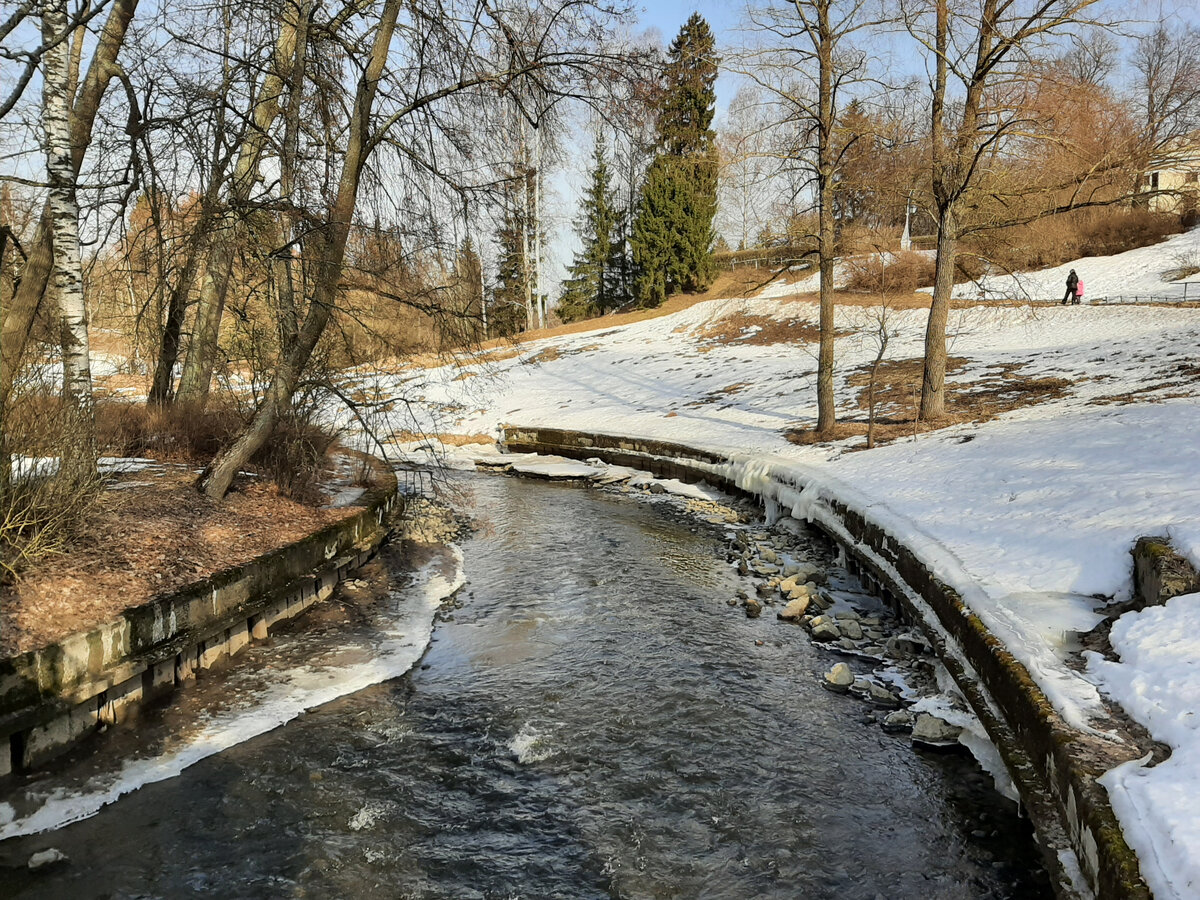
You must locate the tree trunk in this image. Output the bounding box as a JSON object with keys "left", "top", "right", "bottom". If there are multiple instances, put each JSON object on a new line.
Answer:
{"left": 0, "top": 0, "right": 137, "bottom": 406}
{"left": 198, "top": 0, "right": 403, "bottom": 499}
{"left": 274, "top": 0, "right": 312, "bottom": 351}
{"left": 814, "top": 0, "right": 836, "bottom": 435}
{"left": 42, "top": 0, "right": 95, "bottom": 470}
{"left": 175, "top": 5, "right": 306, "bottom": 408}
{"left": 147, "top": 226, "right": 208, "bottom": 406}
{"left": 920, "top": 208, "right": 957, "bottom": 421}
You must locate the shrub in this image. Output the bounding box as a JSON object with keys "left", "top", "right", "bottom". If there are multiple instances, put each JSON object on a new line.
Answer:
{"left": 845, "top": 251, "right": 936, "bottom": 294}
{"left": 95, "top": 399, "right": 338, "bottom": 503}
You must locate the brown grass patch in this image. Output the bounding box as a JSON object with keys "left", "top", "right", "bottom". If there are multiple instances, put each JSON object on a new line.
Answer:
{"left": 845, "top": 252, "right": 937, "bottom": 295}
{"left": 698, "top": 312, "right": 823, "bottom": 347}
{"left": 526, "top": 346, "right": 562, "bottom": 364}
{"left": 389, "top": 431, "right": 494, "bottom": 446}
{"left": 1, "top": 467, "right": 359, "bottom": 655}
{"left": 468, "top": 267, "right": 809, "bottom": 350}
{"left": 786, "top": 358, "right": 1072, "bottom": 448}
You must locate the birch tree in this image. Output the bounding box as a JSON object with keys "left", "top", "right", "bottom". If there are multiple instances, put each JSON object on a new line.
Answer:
{"left": 0, "top": 0, "right": 138, "bottom": 412}
{"left": 41, "top": 0, "right": 93, "bottom": 468}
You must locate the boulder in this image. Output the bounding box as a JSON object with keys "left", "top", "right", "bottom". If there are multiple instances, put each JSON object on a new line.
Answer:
{"left": 839, "top": 619, "right": 864, "bottom": 641}
{"left": 894, "top": 632, "right": 931, "bottom": 656}
{"left": 881, "top": 710, "right": 915, "bottom": 734}
{"left": 911, "top": 713, "right": 963, "bottom": 749}
{"left": 867, "top": 682, "right": 901, "bottom": 709}
{"left": 809, "top": 616, "right": 841, "bottom": 642}
{"left": 778, "top": 575, "right": 799, "bottom": 594}
{"left": 823, "top": 662, "right": 855, "bottom": 693}
{"left": 28, "top": 849, "right": 68, "bottom": 871}
{"left": 745, "top": 598, "right": 763, "bottom": 619}
{"left": 778, "top": 596, "right": 810, "bottom": 620}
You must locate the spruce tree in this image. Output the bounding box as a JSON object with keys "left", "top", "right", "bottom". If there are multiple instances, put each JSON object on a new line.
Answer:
{"left": 490, "top": 184, "right": 529, "bottom": 337}
{"left": 630, "top": 13, "right": 719, "bottom": 306}
{"left": 559, "top": 138, "right": 624, "bottom": 322}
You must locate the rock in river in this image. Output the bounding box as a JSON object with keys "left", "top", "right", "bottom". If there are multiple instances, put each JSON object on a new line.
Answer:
{"left": 911, "top": 713, "right": 963, "bottom": 749}
{"left": 809, "top": 615, "right": 841, "bottom": 642}
{"left": 824, "top": 662, "right": 854, "bottom": 693}
{"left": 777, "top": 596, "right": 810, "bottom": 620}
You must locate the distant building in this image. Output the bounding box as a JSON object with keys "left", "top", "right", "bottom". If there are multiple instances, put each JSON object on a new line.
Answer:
{"left": 1141, "top": 144, "right": 1200, "bottom": 213}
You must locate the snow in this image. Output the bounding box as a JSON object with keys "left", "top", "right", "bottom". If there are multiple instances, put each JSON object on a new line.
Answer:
{"left": 949, "top": 226, "right": 1200, "bottom": 303}
{"left": 1087, "top": 593, "right": 1200, "bottom": 900}
{"left": 360, "top": 227, "right": 1200, "bottom": 895}
{"left": 508, "top": 457, "right": 605, "bottom": 478}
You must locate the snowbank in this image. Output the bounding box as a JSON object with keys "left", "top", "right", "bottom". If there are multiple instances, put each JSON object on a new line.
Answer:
{"left": 1088, "top": 593, "right": 1200, "bottom": 900}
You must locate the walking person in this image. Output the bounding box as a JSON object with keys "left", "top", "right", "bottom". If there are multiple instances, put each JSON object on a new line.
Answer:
{"left": 1062, "top": 269, "right": 1078, "bottom": 305}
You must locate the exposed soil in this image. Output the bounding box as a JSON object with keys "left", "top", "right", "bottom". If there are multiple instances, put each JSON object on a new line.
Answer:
{"left": 387, "top": 431, "right": 494, "bottom": 447}
{"left": 696, "top": 312, "right": 827, "bottom": 347}
{"left": 0, "top": 466, "right": 359, "bottom": 656}
{"left": 786, "top": 357, "right": 1072, "bottom": 448}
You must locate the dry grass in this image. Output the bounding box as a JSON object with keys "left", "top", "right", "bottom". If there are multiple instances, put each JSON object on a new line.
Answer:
{"left": 0, "top": 467, "right": 357, "bottom": 655}
{"left": 388, "top": 431, "right": 494, "bottom": 446}
{"left": 697, "top": 312, "right": 824, "bottom": 347}
{"left": 471, "top": 267, "right": 811, "bottom": 350}
{"left": 845, "top": 252, "right": 938, "bottom": 295}
{"left": 1088, "top": 361, "right": 1200, "bottom": 405}
{"left": 786, "top": 357, "right": 1072, "bottom": 448}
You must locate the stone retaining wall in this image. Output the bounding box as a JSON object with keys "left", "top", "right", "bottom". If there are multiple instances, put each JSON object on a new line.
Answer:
{"left": 0, "top": 468, "right": 398, "bottom": 778}
{"left": 501, "top": 425, "right": 1153, "bottom": 900}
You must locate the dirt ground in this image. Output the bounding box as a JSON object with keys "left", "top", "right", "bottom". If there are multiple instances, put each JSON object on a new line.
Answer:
{"left": 0, "top": 466, "right": 360, "bottom": 656}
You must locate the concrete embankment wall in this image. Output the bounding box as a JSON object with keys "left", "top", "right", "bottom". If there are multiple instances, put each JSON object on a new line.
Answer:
{"left": 0, "top": 471, "right": 398, "bottom": 779}
{"left": 501, "top": 425, "right": 1153, "bottom": 900}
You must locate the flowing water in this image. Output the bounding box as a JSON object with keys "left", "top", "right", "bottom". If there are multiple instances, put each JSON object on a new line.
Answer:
{"left": 0, "top": 474, "right": 1052, "bottom": 899}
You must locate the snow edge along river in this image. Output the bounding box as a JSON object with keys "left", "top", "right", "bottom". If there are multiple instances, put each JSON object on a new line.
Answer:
{"left": 495, "top": 427, "right": 1160, "bottom": 900}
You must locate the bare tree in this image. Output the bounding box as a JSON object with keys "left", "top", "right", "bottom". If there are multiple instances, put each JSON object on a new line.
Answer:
{"left": 1131, "top": 22, "right": 1200, "bottom": 197}
{"left": 738, "top": 0, "right": 889, "bottom": 435}
{"left": 174, "top": 0, "right": 310, "bottom": 409}
{"left": 905, "top": 0, "right": 1105, "bottom": 420}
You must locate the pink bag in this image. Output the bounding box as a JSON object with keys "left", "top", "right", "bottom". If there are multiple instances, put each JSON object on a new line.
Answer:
{"left": 1076, "top": 280, "right": 1084, "bottom": 297}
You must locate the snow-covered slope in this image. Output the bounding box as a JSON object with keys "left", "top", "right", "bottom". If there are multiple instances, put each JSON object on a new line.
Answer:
{"left": 951, "top": 226, "right": 1200, "bottom": 303}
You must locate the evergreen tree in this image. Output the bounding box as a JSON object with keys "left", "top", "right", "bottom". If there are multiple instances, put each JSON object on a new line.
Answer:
{"left": 629, "top": 13, "right": 719, "bottom": 306}
{"left": 490, "top": 183, "right": 529, "bottom": 337}
{"left": 559, "top": 138, "right": 624, "bottom": 322}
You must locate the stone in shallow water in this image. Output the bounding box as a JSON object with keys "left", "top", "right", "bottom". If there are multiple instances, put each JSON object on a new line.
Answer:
{"left": 745, "top": 598, "right": 763, "bottom": 618}
{"left": 28, "top": 848, "right": 68, "bottom": 871}
{"left": 777, "top": 596, "right": 810, "bottom": 620}
{"left": 882, "top": 710, "right": 915, "bottom": 734}
{"left": 824, "top": 662, "right": 854, "bottom": 692}
{"left": 911, "top": 713, "right": 963, "bottom": 749}
{"left": 839, "top": 619, "right": 864, "bottom": 640}
{"left": 867, "top": 682, "right": 901, "bottom": 709}
{"left": 809, "top": 615, "right": 841, "bottom": 641}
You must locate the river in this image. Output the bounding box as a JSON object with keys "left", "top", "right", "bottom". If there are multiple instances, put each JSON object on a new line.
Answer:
{"left": 0, "top": 473, "right": 1052, "bottom": 899}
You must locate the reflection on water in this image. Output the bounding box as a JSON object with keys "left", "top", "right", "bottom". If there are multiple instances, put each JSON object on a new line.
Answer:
{"left": 0, "top": 475, "right": 1052, "bottom": 899}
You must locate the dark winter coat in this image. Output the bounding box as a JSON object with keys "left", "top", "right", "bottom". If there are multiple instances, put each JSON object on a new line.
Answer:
{"left": 1066, "top": 270, "right": 1079, "bottom": 290}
